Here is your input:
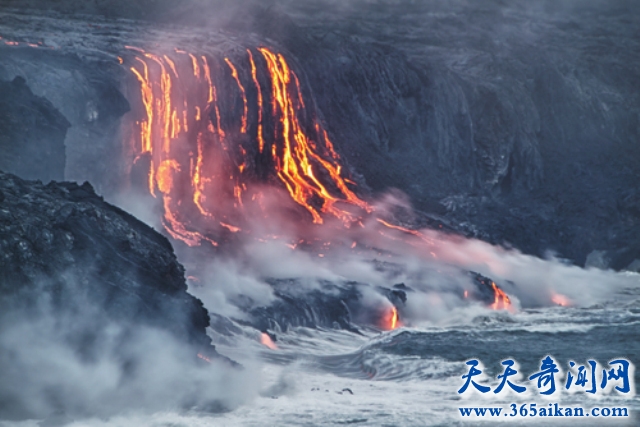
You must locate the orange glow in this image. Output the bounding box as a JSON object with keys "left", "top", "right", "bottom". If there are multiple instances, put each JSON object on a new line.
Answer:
{"left": 258, "top": 47, "right": 372, "bottom": 225}
{"left": 164, "top": 55, "right": 179, "bottom": 77}
{"left": 188, "top": 53, "right": 200, "bottom": 79}
{"left": 292, "top": 73, "right": 306, "bottom": 109}
{"left": 490, "top": 282, "right": 512, "bottom": 311}
{"left": 260, "top": 333, "right": 278, "bottom": 350}
{"left": 197, "top": 353, "right": 212, "bottom": 363}
{"left": 156, "top": 159, "right": 180, "bottom": 194}
{"left": 193, "top": 133, "right": 209, "bottom": 217}
{"left": 464, "top": 290, "right": 469, "bottom": 298}
{"left": 376, "top": 219, "right": 434, "bottom": 247}
{"left": 130, "top": 59, "right": 153, "bottom": 154}
{"left": 145, "top": 53, "right": 173, "bottom": 154}
{"left": 225, "top": 58, "right": 248, "bottom": 133}
{"left": 125, "top": 45, "right": 145, "bottom": 53}
{"left": 248, "top": 49, "right": 265, "bottom": 152}
{"left": 171, "top": 110, "right": 180, "bottom": 138}
{"left": 382, "top": 306, "right": 402, "bottom": 330}
{"left": 162, "top": 197, "right": 204, "bottom": 247}
{"left": 126, "top": 45, "right": 376, "bottom": 248}
{"left": 201, "top": 56, "right": 214, "bottom": 103}
{"left": 202, "top": 56, "right": 225, "bottom": 138}
{"left": 551, "top": 293, "right": 571, "bottom": 307}
{"left": 129, "top": 47, "right": 218, "bottom": 246}
{"left": 220, "top": 222, "right": 241, "bottom": 233}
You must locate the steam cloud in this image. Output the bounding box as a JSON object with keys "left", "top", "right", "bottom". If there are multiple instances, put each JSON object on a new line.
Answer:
{"left": 0, "top": 277, "right": 259, "bottom": 421}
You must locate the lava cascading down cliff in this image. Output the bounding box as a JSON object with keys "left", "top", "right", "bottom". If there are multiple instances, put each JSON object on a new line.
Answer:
{"left": 122, "top": 44, "right": 512, "bottom": 319}
{"left": 124, "top": 46, "right": 371, "bottom": 248}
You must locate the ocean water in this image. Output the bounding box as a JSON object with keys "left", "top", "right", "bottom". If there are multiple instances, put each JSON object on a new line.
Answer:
{"left": 7, "top": 297, "right": 630, "bottom": 427}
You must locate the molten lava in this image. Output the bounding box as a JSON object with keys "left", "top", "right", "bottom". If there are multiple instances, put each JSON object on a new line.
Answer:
{"left": 260, "top": 333, "right": 278, "bottom": 350}
{"left": 490, "top": 282, "right": 512, "bottom": 311}
{"left": 123, "top": 44, "right": 516, "bottom": 315}
{"left": 125, "top": 45, "right": 373, "bottom": 247}
{"left": 382, "top": 306, "right": 402, "bottom": 331}
{"left": 258, "top": 47, "right": 371, "bottom": 225}
{"left": 197, "top": 353, "right": 212, "bottom": 363}
{"left": 224, "top": 57, "right": 248, "bottom": 134}
{"left": 551, "top": 293, "right": 571, "bottom": 307}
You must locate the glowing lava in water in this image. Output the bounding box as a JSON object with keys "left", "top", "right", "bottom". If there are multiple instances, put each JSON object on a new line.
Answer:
{"left": 260, "top": 333, "right": 278, "bottom": 350}
{"left": 551, "top": 293, "right": 571, "bottom": 307}
{"left": 382, "top": 306, "right": 402, "bottom": 331}
{"left": 490, "top": 282, "right": 512, "bottom": 311}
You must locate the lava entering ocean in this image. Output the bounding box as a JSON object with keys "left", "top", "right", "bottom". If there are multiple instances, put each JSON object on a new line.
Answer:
{"left": 122, "top": 44, "right": 512, "bottom": 316}
{"left": 381, "top": 306, "right": 402, "bottom": 331}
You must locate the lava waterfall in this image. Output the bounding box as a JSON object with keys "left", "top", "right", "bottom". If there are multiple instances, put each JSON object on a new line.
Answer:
{"left": 124, "top": 46, "right": 371, "bottom": 248}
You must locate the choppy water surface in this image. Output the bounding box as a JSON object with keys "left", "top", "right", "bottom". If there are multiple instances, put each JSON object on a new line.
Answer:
{"left": 2, "top": 289, "right": 637, "bottom": 427}
{"left": 90, "top": 303, "right": 640, "bottom": 426}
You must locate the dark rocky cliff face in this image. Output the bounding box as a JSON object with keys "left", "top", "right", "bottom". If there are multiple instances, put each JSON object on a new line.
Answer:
{"left": 0, "top": 76, "right": 69, "bottom": 182}
{"left": 0, "top": 172, "right": 212, "bottom": 349}
{"left": 0, "top": 46, "right": 130, "bottom": 194}
{"left": 0, "top": 171, "right": 233, "bottom": 419}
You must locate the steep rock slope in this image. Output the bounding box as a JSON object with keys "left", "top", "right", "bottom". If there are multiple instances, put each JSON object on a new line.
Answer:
{"left": 0, "top": 172, "right": 240, "bottom": 419}
{"left": 0, "top": 44, "right": 130, "bottom": 193}
{"left": 0, "top": 172, "right": 212, "bottom": 349}
{"left": 0, "top": 76, "right": 69, "bottom": 182}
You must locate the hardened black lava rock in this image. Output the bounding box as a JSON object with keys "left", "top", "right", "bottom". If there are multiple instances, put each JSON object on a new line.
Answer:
{"left": 0, "top": 171, "right": 219, "bottom": 356}
{"left": 0, "top": 76, "right": 69, "bottom": 182}
{"left": 246, "top": 279, "right": 361, "bottom": 333}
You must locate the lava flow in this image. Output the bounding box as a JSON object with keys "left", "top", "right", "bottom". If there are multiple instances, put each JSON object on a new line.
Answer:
{"left": 123, "top": 44, "right": 513, "bottom": 314}
{"left": 125, "top": 45, "right": 371, "bottom": 247}
{"left": 381, "top": 306, "right": 402, "bottom": 331}
{"left": 260, "top": 333, "right": 278, "bottom": 350}
{"left": 490, "top": 282, "right": 512, "bottom": 311}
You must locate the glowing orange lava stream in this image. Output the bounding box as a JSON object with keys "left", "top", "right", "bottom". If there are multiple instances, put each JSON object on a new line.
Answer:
{"left": 382, "top": 306, "right": 402, "bottom": 330}
{"left": 490, "top": 282, "right": 512, "bottom": 310}
{"left": 123, "top": 44, "right": 513, "bottom": 314}
{"left": 125, "top": 45, "right": 373, "bottom": 243}
{"left": 3, "top": 37, "right": 513, "bottom": 319}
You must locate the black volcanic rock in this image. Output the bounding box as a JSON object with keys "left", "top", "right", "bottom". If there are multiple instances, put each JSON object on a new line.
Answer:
{"left": 0, "top": 172, "right": 243, "bottom": 420}
{"left": 245, "top": 279, "right": 361, "bottom": 333}
{"left": 0, "top": 76, "right": 69, "bottom": 182}
{"left": 0, "top": 172, "right": 264, "bottom": 423}
{"left": 0, "top": 171, "right": 215, "bottom": 352}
